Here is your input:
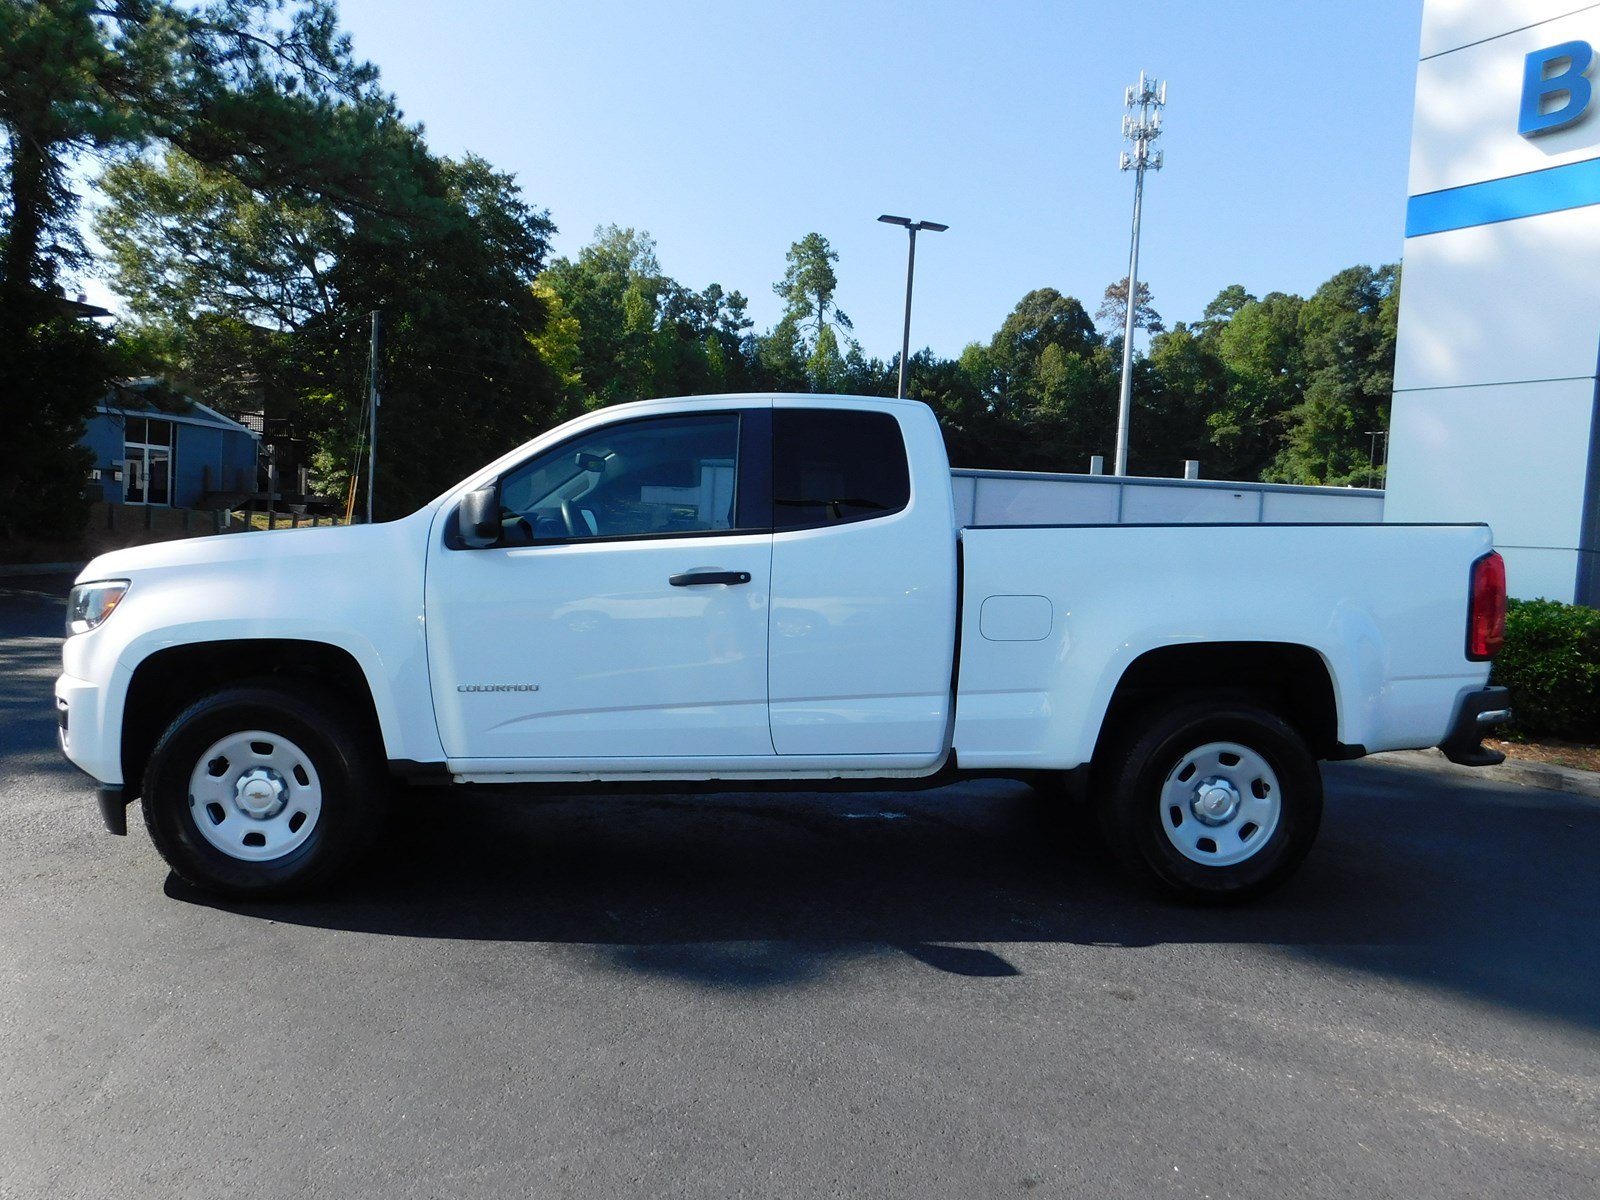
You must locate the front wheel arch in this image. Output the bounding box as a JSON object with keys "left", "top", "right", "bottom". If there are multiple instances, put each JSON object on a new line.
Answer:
{"left": 121, "top": 639, "right": 386, "bottom": 800}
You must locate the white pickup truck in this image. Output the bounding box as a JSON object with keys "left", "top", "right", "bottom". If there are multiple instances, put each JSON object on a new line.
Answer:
{"left": 57, "top": 393, "right": 1510, "bottom": 901}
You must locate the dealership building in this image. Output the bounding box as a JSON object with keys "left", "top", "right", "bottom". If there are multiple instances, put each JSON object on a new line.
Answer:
{"left": 1386, "top": 0, "right": 1600, "bottom": 603}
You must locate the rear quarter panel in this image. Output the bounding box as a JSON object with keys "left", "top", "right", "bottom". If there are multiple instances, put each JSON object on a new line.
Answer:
{"left": 954, "top": 523, "right": 1495, "bottom": 768}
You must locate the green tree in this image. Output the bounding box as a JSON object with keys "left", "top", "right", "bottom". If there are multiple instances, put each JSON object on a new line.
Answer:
{"left": 1, "top": 0, "right": 434, "bottom": 532}
{"left": 774, "top": 232, "right": 850, "bottom": 341}
{"left": 980, "top": 288, "right": 1112, "bottom": 469}
{"left": 752, "top": 311, "right": 807, "bottom": 393}
{"left": 1206, "top": 290, "right": 1305, "bottom": 481}
{"left": 1132, "top": 323, "right": 1226, "bottom": 476}
{"left": 0, "top": 0, "right": 189, "bottom": 297}
{"left": 909, "top": 348, "right": 990, "bottom": 467}
{"left": 695, "top": 283, "right": 756, "bottom": 392}
{"left": 529, "top": 280, "right": 583, "bottom": 413}
{"left": 544, "top": 226, "right": 752, "bottom": 407}
{"left": 96, "top": 148, "right": 339, "bottom": 414}
{"left": 98, "top": 89, "right": 562, "bottom": 516}
{"left": 0, "top": 0, "right": 189, "bottom": 536}
{"left": 989, "top": 289, "right": 1098, "bottom": 395}
{"left": 770, "top": 231, "right": 858, "bottom": 391}
{"left": 543, "top": 226, "right": 660, "bottom": 406}
{"left": 1195, "top": 283, "right": 1256, "bottom": 342}
{"left": 1267, "top": 264, "right": 1398, "bottom": 486}
{"left": 842, "top": 343, "right": 895, "bottom": 398}
{"left": 294, "top": 151, "right": 559, "bottom": 515}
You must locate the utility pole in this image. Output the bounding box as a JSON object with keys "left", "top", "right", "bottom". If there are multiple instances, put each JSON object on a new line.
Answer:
{"left": 1114, "top": 72, "right": 1166, "bottom": 476}
{"left": 878, "top": 215, "right": 948, "bottom": 398}
{"left": 366, "top": 311, "right": 380, "bottom": 524}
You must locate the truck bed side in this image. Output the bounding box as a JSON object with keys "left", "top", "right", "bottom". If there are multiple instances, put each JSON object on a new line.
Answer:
{"left": 954, "top": 522, "right": 1495, "bottom": 769}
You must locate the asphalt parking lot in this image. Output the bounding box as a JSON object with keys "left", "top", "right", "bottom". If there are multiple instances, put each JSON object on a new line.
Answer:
{"left": 4, "top": 574, "right": 1599, "bottom": 1199}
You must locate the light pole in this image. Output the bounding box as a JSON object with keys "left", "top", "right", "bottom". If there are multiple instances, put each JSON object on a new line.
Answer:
{"left": 878, "top": 214, "right": 948, "bottom": 398}
{"left": 1114, "top": 72, "right": 1165, "bottom": 476}
{"left": 366, "top": 310, "right": 380, "bottom": 523}
{"left": 1365, "top": 429, "right": 1389, "bottom": 488}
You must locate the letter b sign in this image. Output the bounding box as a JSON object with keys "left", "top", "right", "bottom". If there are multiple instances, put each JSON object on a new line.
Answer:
{"left": 1520, "top": 41, "right": 1594, "bottom": 137}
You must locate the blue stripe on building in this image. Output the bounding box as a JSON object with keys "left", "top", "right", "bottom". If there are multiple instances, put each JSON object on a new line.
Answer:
{"left": 1406, "top": 156, "right": 1600, "bottom": 237}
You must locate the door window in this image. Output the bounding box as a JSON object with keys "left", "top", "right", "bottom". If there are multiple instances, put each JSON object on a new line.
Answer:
{"left": 772, "top": 409, "right": 910, "bottom": 531}
{"left": 498, "top": 413, "right": 745, "bottom": 543}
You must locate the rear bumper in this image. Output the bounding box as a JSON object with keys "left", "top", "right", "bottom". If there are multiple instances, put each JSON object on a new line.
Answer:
{"left": 1438, "top": 686, "right": 1513, "bottom": 766}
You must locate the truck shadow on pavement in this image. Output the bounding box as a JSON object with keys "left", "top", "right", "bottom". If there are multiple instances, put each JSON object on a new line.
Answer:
{"left": 169, "top": 764, "right": 1600, "bottom": 1029}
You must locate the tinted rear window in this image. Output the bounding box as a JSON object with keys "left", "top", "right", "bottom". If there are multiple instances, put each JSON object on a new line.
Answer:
{"left": 772, "top": 409, "right": 910, "bottom": 531}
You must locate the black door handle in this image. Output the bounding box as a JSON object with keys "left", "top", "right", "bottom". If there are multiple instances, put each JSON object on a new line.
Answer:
{"left": 669, "top": 570, "right": 752, "bottom": 587}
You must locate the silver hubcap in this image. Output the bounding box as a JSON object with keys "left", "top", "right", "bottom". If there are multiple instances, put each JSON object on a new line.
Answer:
{"left": 1159, "top": 741, "right": 1281, "bottom": 867}
{"left": 188, "top": 730, "right": 323, "bottom": 862}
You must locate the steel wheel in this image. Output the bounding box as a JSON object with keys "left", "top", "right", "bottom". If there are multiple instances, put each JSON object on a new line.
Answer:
{"left": 1098, "top": 696, "right": 1322, "bottom": 902}
{"left": 188, "top": 729, "right": 325, "bottom": 862}
{"left": 142, "top": 682, "right": 385, "bottom": 898}
{"left": 1157, "top": 741, "right": 1282, "bottom": 867}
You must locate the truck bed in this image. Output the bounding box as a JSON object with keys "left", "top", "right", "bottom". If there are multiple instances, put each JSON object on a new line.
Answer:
{"left": 953, "top": 520, "right": 1492, "bottom": 770}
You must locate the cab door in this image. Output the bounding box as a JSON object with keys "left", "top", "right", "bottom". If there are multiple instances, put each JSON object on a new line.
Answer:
{"left": 766, "top": 402, "right": 958, "bottom": 761}
{"left": 426, "top": 407, "right": 774, "bottom": 762}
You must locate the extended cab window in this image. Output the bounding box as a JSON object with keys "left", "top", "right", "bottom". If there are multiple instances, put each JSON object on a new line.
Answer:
{"left": 499, "top": 413, "right": 742, "bottom": 542}
{"left": 773, "top": 409, "right": 910, "bottom": 531}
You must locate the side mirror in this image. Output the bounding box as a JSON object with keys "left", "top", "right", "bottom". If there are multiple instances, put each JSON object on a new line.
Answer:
{"left": 458, "top": 485, "right": 500, "bottom": 548}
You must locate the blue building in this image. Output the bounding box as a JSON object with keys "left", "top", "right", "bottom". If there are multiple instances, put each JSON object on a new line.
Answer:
{"left": 83, "top": 379, "right": 260, "bottom": 509}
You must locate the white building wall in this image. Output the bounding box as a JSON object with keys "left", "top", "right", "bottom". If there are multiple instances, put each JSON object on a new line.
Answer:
{"left": 1388, "top": 0, "right": 1600, "bottom": 602}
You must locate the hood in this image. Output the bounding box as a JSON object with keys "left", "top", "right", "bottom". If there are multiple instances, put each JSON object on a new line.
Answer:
{"left": 77, "top": 509, "right": 436, "bottom": 584}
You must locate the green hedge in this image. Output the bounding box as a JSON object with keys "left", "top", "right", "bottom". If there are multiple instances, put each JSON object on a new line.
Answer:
{"left": 1490, "top": 598, "right": 1600, "bottom": 743}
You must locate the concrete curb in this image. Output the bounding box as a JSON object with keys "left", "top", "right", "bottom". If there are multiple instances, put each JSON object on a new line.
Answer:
{"left": 1368, "top": 748, "right": 1600, "bottom": 800}
{"left": 0, "top": 563, "right": 83, "bottom": 578}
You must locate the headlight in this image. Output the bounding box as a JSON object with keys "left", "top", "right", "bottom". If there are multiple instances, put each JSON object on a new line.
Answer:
{"left": 66, "top": 580, "right": 130, "bottom": 636}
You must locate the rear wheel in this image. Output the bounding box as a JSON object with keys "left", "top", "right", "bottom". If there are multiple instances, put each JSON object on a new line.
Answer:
{"left": 142, "top": 683, "right": 385, "bottom": 898}
{"left": 1098, "top": 697, "right": 1322, "bottom": 902}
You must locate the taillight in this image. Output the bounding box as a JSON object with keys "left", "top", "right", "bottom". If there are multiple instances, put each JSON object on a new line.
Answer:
{"left": 1467, "top": 551, "right": 1506, "bottom": 660}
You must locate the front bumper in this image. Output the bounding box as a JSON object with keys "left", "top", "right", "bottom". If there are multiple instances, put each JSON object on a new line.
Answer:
{"left": 1438, "top": 686, "right": 1513, "bottom": 766}
{"left": 95, "top": 786, "right": 130, "bottom": 836}
{"left": 56, "top": 671, "right": 132, "bottom": 833}
{"left": 55, "top": 671, "right": 113, "bottom": 778}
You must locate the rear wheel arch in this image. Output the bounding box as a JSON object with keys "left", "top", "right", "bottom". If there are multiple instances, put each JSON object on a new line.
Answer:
{"left": 1091, "top": 641, "right": 1341, "bottom": 766}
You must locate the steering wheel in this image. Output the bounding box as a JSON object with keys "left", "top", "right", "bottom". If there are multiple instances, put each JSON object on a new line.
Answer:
{"left": 560, "top": 499, "right": 583, "bottom": 538}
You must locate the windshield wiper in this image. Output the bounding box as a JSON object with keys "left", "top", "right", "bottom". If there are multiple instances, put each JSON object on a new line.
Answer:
{"left": 774, "top": 497, "right": 890, "bottom": 520}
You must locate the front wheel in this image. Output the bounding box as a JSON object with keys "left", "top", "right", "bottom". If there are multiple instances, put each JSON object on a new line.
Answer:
{"left": 142, "top": 683, "right": 386, "bottom": 898}
{"left": 1098, "top": 698, "right": 1322, "bottom": 902}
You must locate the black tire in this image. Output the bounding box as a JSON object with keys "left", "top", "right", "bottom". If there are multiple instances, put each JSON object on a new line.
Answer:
{"left": 141, "top": 682, "right": 386, "bottom": 899}
{"left": 1096, "top": 697, "right": 1322, "bottom": 903}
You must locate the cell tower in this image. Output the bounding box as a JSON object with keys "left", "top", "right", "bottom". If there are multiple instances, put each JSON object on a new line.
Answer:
{"left": 1114, "top": 72, "right": 1166, "bottom": 476}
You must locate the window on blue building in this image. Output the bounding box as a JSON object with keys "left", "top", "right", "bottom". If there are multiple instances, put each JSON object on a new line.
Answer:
{"left": 124, "top": 417, "right": 174, "bottom": 506}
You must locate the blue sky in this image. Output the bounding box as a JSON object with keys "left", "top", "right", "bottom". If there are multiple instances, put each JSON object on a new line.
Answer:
{"left": 203, "top": 2, "right": 1428, "bottom": 360}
